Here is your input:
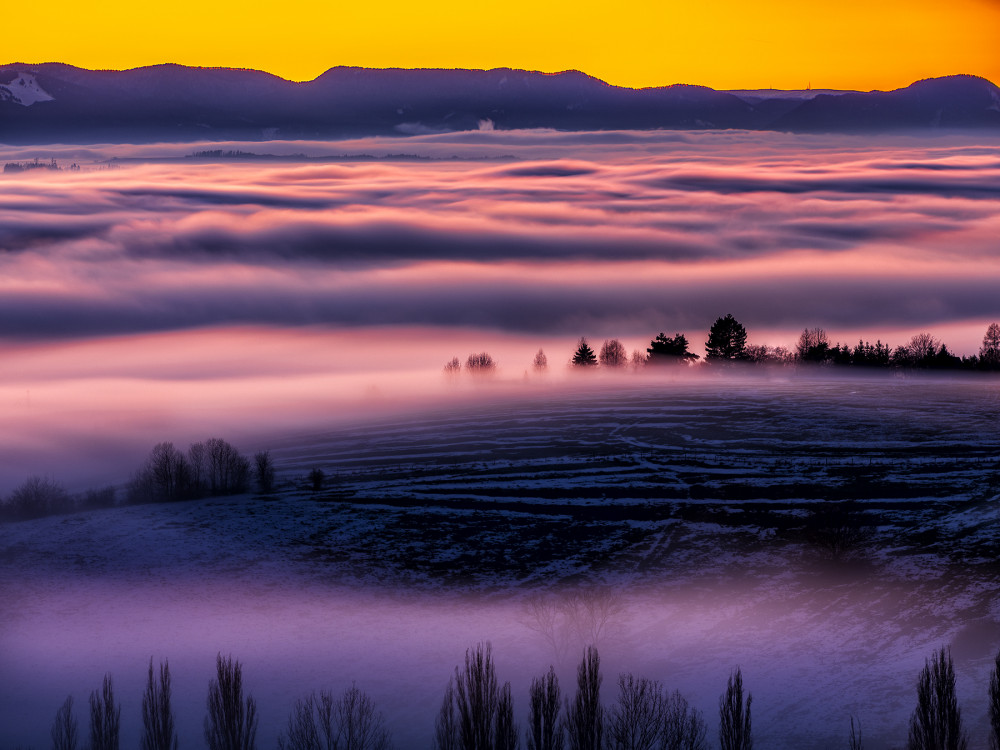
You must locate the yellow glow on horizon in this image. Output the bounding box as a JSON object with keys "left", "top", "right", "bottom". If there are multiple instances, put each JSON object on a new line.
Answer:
{"left": 5, "top": 0, "right": 1000, "bottom": 90}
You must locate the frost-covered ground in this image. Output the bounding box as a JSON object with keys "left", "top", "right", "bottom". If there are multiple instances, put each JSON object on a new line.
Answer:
{"left": 2, "top": 376, "right": 1000, "bottom": 750}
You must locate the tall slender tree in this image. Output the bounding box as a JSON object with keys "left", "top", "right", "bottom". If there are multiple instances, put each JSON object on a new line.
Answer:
{"left": 89, "top": 674, "right": 120, "bottom": 750}
{"left": 564, "top": 647, "right": 602, "bottom": 750}
{"left": 907, "top": 648, "right": 968, "bottom": 750}
{"left": 205, "top": 654, "right": 258, "bottom": 750}
{"left": 990, "top": 650, "right": 1000, "bottom": 750}
{"left": 527, "top": 667, "right": 563, "bottom": 750}
{"left": 718, "top": 668, "right": 751, "bottom": 750}
{"left": 141, "top": 659, "right": 178, "bottom": 750}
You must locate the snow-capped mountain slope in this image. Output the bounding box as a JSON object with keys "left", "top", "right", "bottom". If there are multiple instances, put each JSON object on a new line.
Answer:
{"left": 0, "top": 71, "right": 54, "bottom": 106}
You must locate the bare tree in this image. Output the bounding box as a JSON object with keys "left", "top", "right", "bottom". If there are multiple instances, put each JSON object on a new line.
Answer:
{"left": 6, "top": 475, "right": 71, "bottom": 519}
{"left": 203, "top": 438, "right": 252, "bottom": 495}
{"left": 51, "top": 696, "right": 78, "bottom": 750}
{"left": 466, "top": 353, "right": 498, "bottom": 375}
{"left": 907, "top": 647, "right": 968, "bottom": 750}
{"left": 990, "top": 650, "right": 1000, "bottom": 750}
{"left": 629, "top": 350, "right": 647, "bottom": 370}
{"left": 141, "top": 658, "right": 178, "bottom": 750}
{"left": 527, "top": 667, "right": 562, "bottom": 750}
{"left": 434, "top": 679, "right": 459, "bottom": 750}
{"left": 796, "top": 327, "right": 830, "bottom": 362}
{"left": 523, "top": 595, "right": 574, "bottom": 667}
{"left": 205, "top": 653, "right": 258, "bottom": 750}
{"left": 533, "top": 349, "right": 548, "bottom": 373}
{"left": 849, "top": 716, "right": 863, "bottom": 750}
{"left": 331, "top": 684, "right": 393, "bottom": 750}
{"left": 563, "top": 589, "right": 625, "bottom": 651}
{"left": 444, "top": 357, "right": 462, "bottom": 376}
{"left": 254, "top": 451, "right": 275, "bottom": 494}
{"left": 718, "top": 668, "right": 751, "bottom": 750}
{"left": 606, "top": 674, "right": 662, "bottom": 750}
{"left": 495, "top": 683, "right": 519, "bottom": 750}
{"left": 564, "top": 647, "right": 602, "bottom": 750}
{"left": 981, "top": 323, "right": 1000, "bottom": 369}
{"left": 661, "top": 690, "right": 706, "bottom": 750}
{"left": 89, "top": 674, "right": 120, "bottom": 750}
{"left": 278, "top": 696, "right": 320, "bottom": 750}
{"left": 599, "top": 340, "right": 628, "bottom": 368}
{"left": 455, "top": 642, "right": 500, "bottom": 750}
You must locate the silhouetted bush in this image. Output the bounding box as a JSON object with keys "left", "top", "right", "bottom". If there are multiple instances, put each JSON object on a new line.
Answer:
{"left": 205, "top": 654, "right": 258, "bottom": 750}
{"left": 444, "top": 357, "right": 462, "bottom": 376}
{"left": 51, "top": 696, "right": 78, "bottom": 750}
{"left": 308, "top": 469, "right": 325, "bottom": 492}
{"left": 527, "top": 667, "right": 562, "bottom": 750}
{"left": 141, "top": 659, "right": 177, "bottom": 750}
{"left": 646, "top": 333, "right": 699, "bottom": 366}
{"left": 88, "top": 674, "right": 120, "bottom": 750}
{"left": 564, "top": 647, "right": 602, "bottom": 750}
{"left": 718, "top": 668, "right": 751, "bottom": 750}
{"left": 907, "top": 647, "right": 967, "bottom": 750}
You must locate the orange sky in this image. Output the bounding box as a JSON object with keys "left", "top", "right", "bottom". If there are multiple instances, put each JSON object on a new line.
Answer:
{"left": 10, "top": 0, "right": 1000, "bottom": 89}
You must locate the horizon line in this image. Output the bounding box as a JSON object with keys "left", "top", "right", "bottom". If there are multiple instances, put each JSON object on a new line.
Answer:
{"left": 3, "top": 61, "right": 997, "bottom": 93}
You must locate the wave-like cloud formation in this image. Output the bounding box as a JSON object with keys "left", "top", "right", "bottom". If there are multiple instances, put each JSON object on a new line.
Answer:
{"left": 1, "top": 131, "right": 999, "bottom": 345}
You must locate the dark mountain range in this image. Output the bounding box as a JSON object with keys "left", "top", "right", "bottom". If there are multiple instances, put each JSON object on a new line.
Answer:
{"left": 0, "top": 64, "right": 998, "bottom": 143}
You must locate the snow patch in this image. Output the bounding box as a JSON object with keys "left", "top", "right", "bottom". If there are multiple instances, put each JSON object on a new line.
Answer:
{"left": 0, "top": 72, "right": 54, "bottom": 106}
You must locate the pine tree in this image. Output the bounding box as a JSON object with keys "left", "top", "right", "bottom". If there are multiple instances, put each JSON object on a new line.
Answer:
{"left": 646, "top": 333, "right": 700, "bottom": 365}
{"left": 704, "top": 315, "right": 747, "bottom": 363}
{"left": 571, "top": 338, "right": 598, "bottom": 367}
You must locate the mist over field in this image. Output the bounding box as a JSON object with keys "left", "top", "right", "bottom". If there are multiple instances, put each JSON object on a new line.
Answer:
{"left": 2, "top": 129, "right": 1000, "bottom": 489}
{"left": 3, "top": 129, "right": 1000, "bottom": 750}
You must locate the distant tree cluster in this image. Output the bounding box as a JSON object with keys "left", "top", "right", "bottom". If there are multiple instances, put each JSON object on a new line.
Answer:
{"left": 127, "top": 438, "right": 254, "bottom": 504}
{"left": 0, "top": 476, "right": 116, "bottom": 522}
{"left": 443, "top": 320, "right": 1000, "bottom": 376}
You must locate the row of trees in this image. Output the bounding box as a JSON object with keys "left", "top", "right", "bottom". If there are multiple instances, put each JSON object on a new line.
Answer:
{"left": 444, "top": 321, "right": 1000, "bottom": 375}
{"left": 0, "top": 440, "right": 274, "bottom": 523}
{"left": 48, "top": 654, "right": 392, "bottom": 750}
{"left": 33, "top": 644, "right": 995, "bottom": 750}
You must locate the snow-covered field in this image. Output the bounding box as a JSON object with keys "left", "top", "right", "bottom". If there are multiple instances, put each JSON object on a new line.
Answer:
{"left": 3, "top": 376, "right": 1000, "bottom": 750}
